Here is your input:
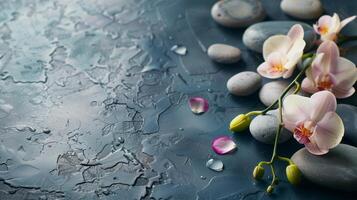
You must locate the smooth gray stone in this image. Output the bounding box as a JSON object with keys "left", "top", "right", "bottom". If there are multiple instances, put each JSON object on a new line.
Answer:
{"left": 259, "top": 81, "right": 289, "bottom": 107}
{"left": 243, "top": 21, "right": 316, "bottom": 53}
{"left": 259, "top": 80, "right": 305, "bottom": 106}
{"left": 281, "top": 0, "right": 323, "bottom": 20}
{"left": 336, "top": 104, "right": 357, "bottom": 145}
{"left": 292, "top": 144, "right": 357, "bottom": 191}
{"left": 211, "top": 0, "right": 266, "bottom": 28}
{"left": 207, "top": 44, "right": 241, "bottom": 64}
{"left": 249, "top": 110, "right": 292, "bottom": 144}
{"left": 226, "top": 71, "right": 262, "bottom": 96}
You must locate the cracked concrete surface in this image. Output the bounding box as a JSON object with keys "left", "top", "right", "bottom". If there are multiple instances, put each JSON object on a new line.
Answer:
{"left": 0, "top": 0, "right": 356, "bottom": 199}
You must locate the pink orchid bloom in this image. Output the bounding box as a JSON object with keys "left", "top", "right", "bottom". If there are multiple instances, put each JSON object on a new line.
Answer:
{"left": 283, "top": 91, "right": 344, "bottom": 155}
{"left": 302, "top": 41, "right": 357, "bottom": 98}
{"left": 314, "top": 13, "right": 356, "bottom": 41}
{"left": 257, "top": 24, "right": 306, "bottom": 79}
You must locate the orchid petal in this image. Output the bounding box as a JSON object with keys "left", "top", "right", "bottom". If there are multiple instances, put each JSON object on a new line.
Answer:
{"left": 333, "top": 57, "right": 357, "bottom": 87}
{"left": 333, "top": 87, "right": 355, "bottom": 99}
{"left": 317, "top": 15, "right": 333, "bottom": 28}
{"left": 283, "top": 95, "right": 312, "bottom": 131}
{"left": 301, "top": 78, "right": 318, "bottom": 94}
{"left": 330, "top": 13, "right": 341, "bottom": 33}
{"left": 287, "top": 24, "right": 304, "bottom": 42}
{"left": 305, "top": 137, "right": 329, "bottom": 155}
{"left": 257, "top": 53, "right": 287, "bottom": 79}
{"left": 340, "top": 15, "right": 356, "bottom": 29}
{"left": 257, "top": 62, "right": 282, "bottom": 79}
{"left": 189, "top": 97, "right": 209, "bottom": 114}
{"left": 316, "top": 41, "right": 339, "bottom": 71}
{"left": 310, "top": 91, "right": 337, "bottom": 122}
{"left": 313, "top": 24, "right": 319, "bottom": 34}
{"left": 263, "top": 35, "right": 291, "bottom": 60}
{"left": 211, "top": 136, "right": 237, "bottom": 155}
{"left": 286, "top": 40, "right": 306, "bottom": 66}
{"left": 314, "top": 112, "right": 344, "bottom": 150}
{"left": 310, "top": 53, "right": 325, "bottom": 79}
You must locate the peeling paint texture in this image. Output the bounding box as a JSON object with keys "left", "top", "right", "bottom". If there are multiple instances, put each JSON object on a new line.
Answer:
{"left": 0, "top": 0, "right": 356, "bottom": 199}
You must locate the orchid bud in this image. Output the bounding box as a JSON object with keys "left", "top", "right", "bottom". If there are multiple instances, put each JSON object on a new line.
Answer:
{"left": 286, "top": 164, "right": 302, "bottom": 185}
{"left": 229, "top": 114, "right": 251, "bottom": 132}
{"left": 266, "top": 185, "right": 274, "bottom": 194}
{"left": 252, "top": 165, "right": 265, "bottom": 180}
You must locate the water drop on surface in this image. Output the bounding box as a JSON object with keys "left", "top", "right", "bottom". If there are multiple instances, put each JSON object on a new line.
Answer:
{"left": 90, "top": 101, "right": 98, "bottom": 106}
{"left": 170, "top": 45, "right": 187, "bottom": 56}
{"left": 43, "top": 128, "right": 51, "bottom": 134}
{"left": 118, "top": 137, "right": 125, "bottom": 143}
{"left": 200, "top": 176, "right": 206, "bottom": 180}
{"left": 206, "top": 158, "right": 224, "bottom": 172}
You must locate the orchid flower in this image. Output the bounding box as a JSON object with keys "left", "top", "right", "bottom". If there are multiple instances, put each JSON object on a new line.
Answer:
{"left": 314, "top": 13, "right": 356, "bottom": 41}
{"left": 257, "top": 24, "right": 306, "bottom": 79}
{"left": 302, "top": 41, "right": 357, "bottom": 98}
{"left": 283, "top": 91, "right": 344, "bottom": 155}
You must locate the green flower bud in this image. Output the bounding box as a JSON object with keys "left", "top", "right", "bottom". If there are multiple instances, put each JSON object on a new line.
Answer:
{"left": 229, "top": 114, "right": 251, "bottom": 132}
{"left": 252, "top": 165, "right": 265, "bottom": 180}
{"left": 286, "top": 164, "right": 302, "bottom": 185}
{"left": 266, "top": 185, "right": 274, "bottom": 194}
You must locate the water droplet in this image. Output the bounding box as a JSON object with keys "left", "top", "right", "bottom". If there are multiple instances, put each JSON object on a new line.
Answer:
{"left": 206, "top": 158, "right": 224, "bottom": 172}
{"left": 171, "top": 45, "right": 187, "bottom": 56}
{"left": 207, "top": 89, "right": 212, "bottom": 93}
{"left": 118, "top": 137, "right": 125, "bottom": 143}
{"left": 90, "top": 101, "right": 98, "bottom": 106}
{"left": 179, "top": 128, "right": 184, "bottom": 131}
{"left": 43, "top": 128, "right": 51, "bottom": 134}
{"left": 125, "top": 72, "right": 132, "bottom": 77}
{"left": 200, "top": 176, "right": 206, "bottom": 180}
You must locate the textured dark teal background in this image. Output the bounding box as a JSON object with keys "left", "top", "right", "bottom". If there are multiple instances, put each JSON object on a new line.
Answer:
{"left": 0, "top": 0, "right": 356, "bottom": 199}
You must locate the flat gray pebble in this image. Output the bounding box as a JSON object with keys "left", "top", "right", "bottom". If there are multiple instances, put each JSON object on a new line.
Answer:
{"left": 207, "top": 44, "right": 241, "bottom": 64}
{"left": 249, "top": 110, "right": 292, "bottom": 144}
{"left": 227, "top": 71, "right": 262, "bottom": 96}
{"left": 336, "top": 104, "right": 357, "bottom": 145}
{"left": 292, "top": 144, "right": 357, "bottom": 192}
{"left": 281, "top": 0, "right": 323, "bottom": 19}
{"left": 243, "top": 21, "right": 316, "bottom": 53}
{"left": 211, "top": 0, "right": 266, "bottom": 28}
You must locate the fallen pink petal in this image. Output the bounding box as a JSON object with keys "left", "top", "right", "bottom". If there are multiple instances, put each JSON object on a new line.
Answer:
{"left": 189, "top": 97, "right": 209, "bottom": 114}
{"left": 212, "top": 136, "right": 237, "bottom": 155}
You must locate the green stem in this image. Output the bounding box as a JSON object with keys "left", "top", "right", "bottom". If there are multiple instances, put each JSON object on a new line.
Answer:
{"left": 277, "top": 156, "right": 293, "bottom": 165}
{"left": 270, "top": 164, "right": 278, "bottom": 185}
{"left": 270, "top": 98, "right": 283, "bottom": 162}
{"left": 293, "top": 81, "right": 301, "bottom": 94}
{"left": 301, "top": 52, "right": 314, "bottom": 60}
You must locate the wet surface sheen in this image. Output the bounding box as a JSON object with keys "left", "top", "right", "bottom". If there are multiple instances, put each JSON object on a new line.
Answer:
{"left": 0, "top": 0, "right": 356, "bottom": 199}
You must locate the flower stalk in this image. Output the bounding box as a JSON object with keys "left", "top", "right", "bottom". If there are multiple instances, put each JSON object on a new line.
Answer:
{"left": 254, "top": 55, "right": 314, "bottom": 193}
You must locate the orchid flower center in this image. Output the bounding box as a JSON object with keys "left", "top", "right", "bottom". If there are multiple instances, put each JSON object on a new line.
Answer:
{"left": 318, "top": 25, "right": 329, "bottom": 35}
{"left": 271, "top": 63, "right": 286, "bottom": 73}
{"left": 317, "top": 74, "right": 333, "bottom": 91}
{"left": 293, "top": 121, "right": 314, "bottom": 144}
